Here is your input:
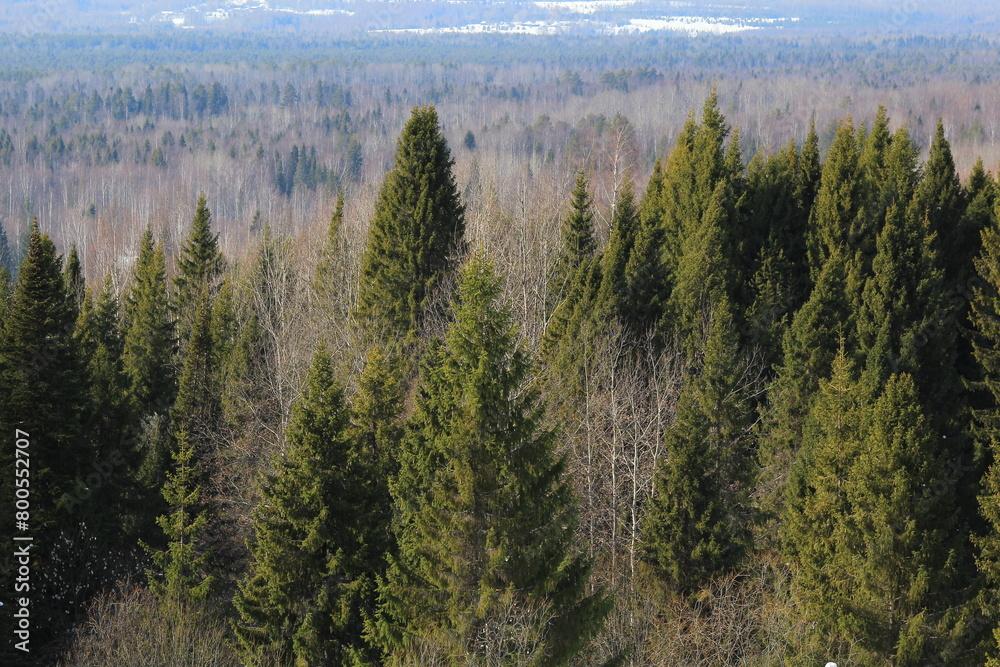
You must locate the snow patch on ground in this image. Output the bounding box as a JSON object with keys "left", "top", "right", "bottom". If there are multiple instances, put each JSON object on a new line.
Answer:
{"left": 533, "top": 1, "right": 637, "bottom": 15}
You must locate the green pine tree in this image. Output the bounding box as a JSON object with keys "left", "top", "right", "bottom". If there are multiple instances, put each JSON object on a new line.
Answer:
{"left": 970, "top": 223, "right": 1000, "bottom": 664}
{"left": 375, "top": 253, "right": 610, "bottom": 665}
{"left": 642, "top": 297, "right": 757, "bottom": 591}
{"left": 122, "top": 226, "right": 176, "bottom": 417}
{"left": 174, "top": 193, "right": 224, "bottom": 348}
{"left": 548, "top": 170, "right": 597, "bottom": 315}
{"left": 783, "top": 355, "right": 973, "bottom": 664}
{"left": 0, "top": 219, "right": 93, "bottom": 658}
{"left": 143, "top": 429, "right": 214, "bottom": 605}
{"left": 356, "top": 105, "right": 465, "bottom": 342}
{"left": 234, "top": 347, "right": 379, "bottom": 665}
{"left": 63, "top": 243, "right": 85, "bottom": 316}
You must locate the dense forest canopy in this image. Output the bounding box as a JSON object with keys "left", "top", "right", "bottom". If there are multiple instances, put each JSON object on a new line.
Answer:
{"left": 3, "top": 10, "right": 1000, "bottom": 666}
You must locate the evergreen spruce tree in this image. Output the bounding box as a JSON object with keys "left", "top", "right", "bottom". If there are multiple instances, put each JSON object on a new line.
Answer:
{"left": 854, "top": 199, "right": 965, "bottom": 430}
{"left": 356, "top": 105, "right": 465, "bottom": 342}
{"left": 123, "top": 226, "right": 176, "bottom": 417}
{"left": 783, "top": 354, "right": 973, "bottom": 664}
{"left": 0, "top": 219, "right": 91, "bottom": 656}
{"left": 63, "top": 243, "right": 85, "bottom": 316}
{"left": 623, "top": 160, "right": 668, "bottom": 334}
{"left": 642, "top": 298, "right": 756, "bottom": 590}
{"left": 0, "top": 219, "right": 89, "bottom": 527}
{"left": 596, "top": 175, "right": 639, "bottom": 324}
{"left": 547, "top": 170, "right": 596, "bottom": 315}
{"left": 234, "top": 347, "right": 379, "bottom": 665}
{"left": 74, "top": 277, "right": 135, "bottom": 538}
{"left": 173, "top": 285, "right": 220, "bottom": 437}
{"left": 174, "top": 193, "right": 224, "bottom": 348}
{"left": 807, "top": 120, "right": 865, "bottom": 278}
{"left": 0, "top": 264, "right": 11, "bottom": 319}
{"left": 144, "top": 429, "right": 214, "bottom": 605}
{"left": 757, "top": 249, "right": 852, "bottom": 531}
{"left": 795, "top": 118, "right": 822, "bottom": 216}
{"left": 667, "top": 183, "right": 738, "bottom": 358}
{"left": 910, "top": 119, "right": 967, "bottom": 289}
{"left": 970, "top": 223, "right": 1000, "bottom": 663}
{"left": 780, "top": 349, "right": 863, "bottom": 659}
{"left": 655, "top": 94, "right": 733, "bottom": 311}
{"left": 375, "top": 253, "right": 610, "bottom": 665}
{"left": 313, "top": 192, "right": 352, "bottom": 337}
{"left": 122, "top": 228, "right": 176, "bottom": 520}
{"left": 350, "top": 345, "right": 403, "bottom": 528}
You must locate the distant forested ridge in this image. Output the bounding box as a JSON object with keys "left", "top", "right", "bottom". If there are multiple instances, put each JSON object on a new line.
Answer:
{"left": 4, "top": 80, "right": 1000, "bottom": 664}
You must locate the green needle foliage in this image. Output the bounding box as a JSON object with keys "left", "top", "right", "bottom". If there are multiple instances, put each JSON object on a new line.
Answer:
{"left": 144, "top": 429, "right": 214, "bottom": 606}
{"left": 642, "top": 297, "right": 757, "bottom": 591}
{"left": 0, "top": 218, "right": 89, "bottom": 530}
{"left": 234, "top": 347, "right": 379, "bottom": 666}
{"left": 547, "top": 169, "right": 596, "bottom": 315}
{"left": 783, "top": 350, "right": 974, "bottom": 664}
{"left": 122, "top": 226, "right": 175, "bottom": 417}
{"left": 375, "top": 252, "right": 610, "bottom": 666}
{"left": 175, "top": 193, "right": 225, "bottom": 349}
{"left": 356, "top": 105, "right": 465, "bottom": 343}
{"left": 971, "top": 222, "right": 1000, "bottom": 665}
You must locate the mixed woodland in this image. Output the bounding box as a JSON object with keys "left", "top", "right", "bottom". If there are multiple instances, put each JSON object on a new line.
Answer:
{"left": 4, "top": 31, "right": 1000, "bottom": 666}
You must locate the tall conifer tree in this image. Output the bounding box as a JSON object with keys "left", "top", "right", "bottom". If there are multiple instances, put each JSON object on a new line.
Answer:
{"left": 548, "top": 170, "right": 597, "bottom": 315}
{"left": 376, "top": 253, "right": 610, "bottom": 665}
{"left": 234, "top": 347, "right": 379, "bottom": 665}
{"left": 175, "top": 194, "right": 224, "bottom": 348}
{"left": 356, "top": 105, "right": 465, "bottom": 342}
{"left": 123, "top": 226, "right": 175, "bottom": 416}
{"left": 643, "top": 298, "right": 757, "bottom": 590}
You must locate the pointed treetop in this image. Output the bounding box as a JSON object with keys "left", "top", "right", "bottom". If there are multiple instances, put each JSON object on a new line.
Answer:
{"left": 176, "top": 193, "right": 224, "bottom": 288}
{"left": 355, "top": 105, "right": 466, "bottom": 340}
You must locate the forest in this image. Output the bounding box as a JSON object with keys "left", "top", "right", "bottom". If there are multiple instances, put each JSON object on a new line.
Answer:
{"left": 3, "top": 25, "right": 1000, "bottom": 667}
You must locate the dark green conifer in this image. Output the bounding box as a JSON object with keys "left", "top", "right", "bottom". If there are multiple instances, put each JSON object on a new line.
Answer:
{"left": 548, "top": 170, "right": 597, "bottom": 314}
{"left": 174, "top": 194, "right": 224, "bottom": 348}
{"left": 144, "top": 429, "right": 214, "bottom": 605}
{"left": 807, "top": 120, "right": 865, "bottom": 278}
{"left": 623, "top": 160, "right": 668, "bottom": 333}
{"left": 63, "top": 243, "right": 85, "bottom": 315}
{"left": 667, "top": 183, "right": 738, "bottom": 357}
{"left": 911, "top": 120, "right": 966, "bottom": 288}
{"left": 596, "top": 175, "right": 639, "bottom": 323}
{"left": 172, "top": 285, "right": 220, "bottom": 437}
{"left": 0, "top": 222, "right": 14, "bottom": 277}
{"left": 122, "top": 226, "right": 175, "bottom": 416}
{"left": 356, "top": 105, "right": 465, "bottom": 342}
{"left": 234, "top": 347, "right": 378, "bottom": 665}
{"left": 783, "top": 355, "right": 972, "bottom": 664}
{"left": 643, "top": 298, "right": 756, "bottom": 590}
{"left": 969, "top": 223, "right": 1000, "bottom": 663}
{"left": 757, "top": 249, "right": 852, "bottom": 531}
{"left": 376, "top": 253, "right": 610, "bottom": 665}
{"left": 0, "top": 219, "right": 91, "bottom": 656}
{"left": 0, "top": 218, "right": 89, "bottom": 526}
